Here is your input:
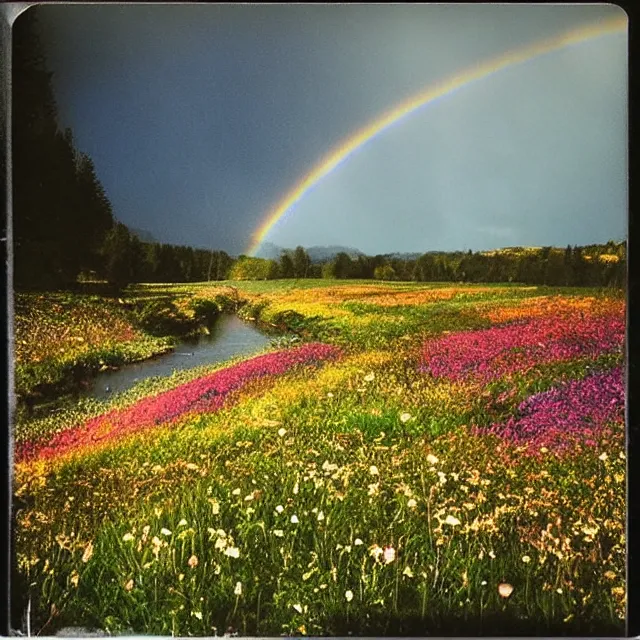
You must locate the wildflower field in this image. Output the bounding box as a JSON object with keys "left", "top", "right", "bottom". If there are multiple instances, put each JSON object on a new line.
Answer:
{"left": 12, "top": 281, "right": 626, "bottom": 636}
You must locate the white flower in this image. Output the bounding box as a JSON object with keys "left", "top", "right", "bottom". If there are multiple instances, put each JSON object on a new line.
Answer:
{"left": 214, "top": 535, "right": 228, "bottom": 550}
{"left": 278, "top": 427, "right": 287, "bottom": 437}
{"left": 290, "top": 515, "right": 299, "bottom": 524}
{"left": 122, "top": 533, "right": 135, "bottom": 542}
{"left": 426, "top": 454, "right": 439, "bottom": 465}
{"left": 178, "top": 519, "right": 188, "bottom": 527}
{"left": 345, "top": 590, "right": 354, "bottom": 602}
{"left": 369, "top": 544, "right": 383, "bottom": 560}
{"left": 292, "top": 604, "right": 303, "bottom": 614}
{"left": 369, "top": 465, "right": 379, "bottom": 476}
{"left": 599, "top": 452, "right": 608, "bottom": 461}
{"left": 444, "top": 515, "right": 461, "bottom": 526}
{"left": 317, "top": 511, "right": 325, "bottom": 521}
{"left": 489, "top": 550, "right": 496, "bottom": 559}
{"left": 224, "top": 547, "right": 240, "bottom": 558}
{"left": 498, "top": 583, "right": 514, "bottom": 598}
{"left": 234, "top": 582, "right": 242, "bottom": 596}
{"left": 232, "top": 488, "right": 241, "bottom": 496}
{"left": 522, "top": 555, "right": 531, "bottom": 563}
{"left": 354, "top": 538, "right": 363, "bottom": 546}
{"left": 400, "top": 413, "right": 412, "bottom": 423}
{"left": 327, "top": 392, "right": 334, "bottom": 398}
{"left": 275, "top": 505, "right": 284, "bottom": 514}
{"left": 364, "top": 373, "right": 375, "bottom": 382}
{"left": 383, "top": 546, "right": 396, "bottom": 564}
{"left": 402, "top": 566, "right": 414, "bottom": 578}
{"left": 160, "top": 528, "right": 172, "bottom": 536}
{"left": 192, "top": 611, "right": 202, "bottom": 620}
{"left": 273, "top": 529, "right": 284, "bottom": 537}
{"left": 407, "top": 498, "right": 418, "bottom": 509}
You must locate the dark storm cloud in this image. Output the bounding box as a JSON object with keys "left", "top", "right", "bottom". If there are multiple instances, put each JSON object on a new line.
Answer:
{"left": 30, "top": 3, "right": 626, "bottom": 255}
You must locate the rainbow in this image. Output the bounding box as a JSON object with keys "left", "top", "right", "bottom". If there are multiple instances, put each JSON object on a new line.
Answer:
{"left": 246, "top": 15, "right": 626, "bottom": 256}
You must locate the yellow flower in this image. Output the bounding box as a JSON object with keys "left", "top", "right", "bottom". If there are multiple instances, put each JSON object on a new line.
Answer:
{"left": 402, "top": 566, "right": 414, "bottom": 578}
{"left": 70, "top": 571, "right": 79, "bottom": 587}
{"left": 124, "top": 579, "right": 134, "bottom": 591}
{"left": 522, "top": 555, "right": 531, "bottom": 563}
{"left": 345, "top": 590, "right": 354, "bottom": 602}
{"left": 82, "top": 541, "right": 94, "bottom": 563}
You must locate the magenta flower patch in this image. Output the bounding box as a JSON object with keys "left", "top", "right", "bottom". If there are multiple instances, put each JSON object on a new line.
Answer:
{"left": 477, "top": 366, "right": 624, "bottom": 454}
{"left": 420, "top": 313, "right": 624, "bottom": 383}
{"left": 17, "top": 342, "right": 341, "bottom": 463}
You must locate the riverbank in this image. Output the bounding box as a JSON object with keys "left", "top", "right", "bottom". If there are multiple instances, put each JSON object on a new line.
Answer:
{"left": 13, "top": 288, "right": 246, "bottom": 411}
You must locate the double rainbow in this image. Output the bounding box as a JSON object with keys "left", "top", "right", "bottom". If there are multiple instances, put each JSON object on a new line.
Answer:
{"left": 246, "top": 15, "right": 626, "bottom": 256}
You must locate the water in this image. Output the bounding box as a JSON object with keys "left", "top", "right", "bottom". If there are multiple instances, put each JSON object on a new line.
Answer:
{"left": 82, "top": 314, "right": 273, "bottom": 401}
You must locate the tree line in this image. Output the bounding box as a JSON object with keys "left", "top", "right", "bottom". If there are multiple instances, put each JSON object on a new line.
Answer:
{"left": 229, "top": 242, "right": 626, "bottom": 289}
{"left": 13, "top": 9, "right": 115, "bottom": 290}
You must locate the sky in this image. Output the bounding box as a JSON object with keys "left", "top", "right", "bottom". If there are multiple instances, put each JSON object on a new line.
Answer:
{"left": 28, "top": 3, "right": 627, "bottom": 257}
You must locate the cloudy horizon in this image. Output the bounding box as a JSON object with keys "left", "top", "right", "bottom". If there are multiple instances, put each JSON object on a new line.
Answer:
{"left": 27, "top": 3, "right": 627, "bottom": 256}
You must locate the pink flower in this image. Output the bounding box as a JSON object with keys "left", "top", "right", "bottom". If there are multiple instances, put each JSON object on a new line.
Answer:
{"left": 18, "top": 343, "right": 342, "bottom": 462}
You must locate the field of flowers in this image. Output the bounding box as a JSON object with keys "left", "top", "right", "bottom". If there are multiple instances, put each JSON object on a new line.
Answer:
{"left": 12, "top": 281, "right": 626, "bottom": 636}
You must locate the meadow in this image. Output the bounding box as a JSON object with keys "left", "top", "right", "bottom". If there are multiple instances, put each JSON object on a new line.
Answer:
{"left": 12, "top": 280, "right": 626, "bottom": 636}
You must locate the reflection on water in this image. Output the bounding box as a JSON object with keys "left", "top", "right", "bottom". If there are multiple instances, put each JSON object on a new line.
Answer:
{"left": 83, "top": 314, "right": 273, "bottom": 400}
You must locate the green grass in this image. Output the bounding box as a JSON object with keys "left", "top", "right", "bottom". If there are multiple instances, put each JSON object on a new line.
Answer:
{"left": 12, "top": 282, "right": 626, "bottom": 636}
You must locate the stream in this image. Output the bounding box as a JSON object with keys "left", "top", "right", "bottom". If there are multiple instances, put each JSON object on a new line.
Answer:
{"left": 81, "top": 314, "right": 273, "bottom": 401}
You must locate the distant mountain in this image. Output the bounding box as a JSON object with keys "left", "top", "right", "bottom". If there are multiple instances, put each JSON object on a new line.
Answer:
{"left": 306, "top": 246, "right": 365, "bottom": 262}
{"left": 129, "top": 226, "right": 158, "bottom": 244}
{"left": 253, "top": 243, "right": 365, "bottom": 262}
{"left": 252, "top": 242, "right": 284, "bottom": 260}
{"left": 382, "top": 252, "right": 423, "bottom": 260}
